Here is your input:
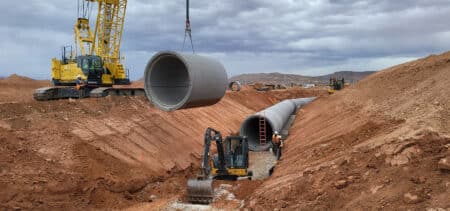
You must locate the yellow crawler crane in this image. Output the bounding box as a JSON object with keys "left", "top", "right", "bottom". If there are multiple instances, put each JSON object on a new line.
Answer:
{"left": 34, "top": 0, "right": 143, "bottom": 100}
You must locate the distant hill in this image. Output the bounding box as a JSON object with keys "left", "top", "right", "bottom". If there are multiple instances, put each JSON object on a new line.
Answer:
{"left": 229, "top": 71, "right": 375, "bottom": 85}
{"left": 137, "top": 71, "right": 375, "bottom": 85}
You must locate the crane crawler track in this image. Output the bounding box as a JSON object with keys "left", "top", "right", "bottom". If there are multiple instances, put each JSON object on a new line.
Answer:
{"left": 33, "top": 86, "right": 145, "bottom": 101}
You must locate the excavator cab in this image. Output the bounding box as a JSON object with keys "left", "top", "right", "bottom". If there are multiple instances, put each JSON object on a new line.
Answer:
{"left": 211, "top": 136, "right": 250, "bottom": 180}
{"left": 224, "top": 136, "right": 250, "bottom": 176}
{"left": 328, "top": 77, "right": 345, "bottom": 94}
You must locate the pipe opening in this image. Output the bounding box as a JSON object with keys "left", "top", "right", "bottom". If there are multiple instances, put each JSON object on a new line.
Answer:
{"left": 241, "top": 116, "right": 274, "bottom": 151}
{"left": 147, "top": 54, "right": 191, "bottom": 108}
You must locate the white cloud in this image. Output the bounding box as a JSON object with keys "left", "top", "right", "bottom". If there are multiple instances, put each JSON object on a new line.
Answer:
{"left": 1, "top": 0, "right": 450, "bottom": 80}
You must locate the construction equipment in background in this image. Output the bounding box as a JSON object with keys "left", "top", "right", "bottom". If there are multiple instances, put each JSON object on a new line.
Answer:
{"left": 250, "top": 83, "right": 276, "bottom": 91}
{"left": 187, "top": 128, "right": 252, "bottom": 204}
{"left": 328, "top": 77, "right": 345, "bottom": 94}
{"left": 34, "top": 0, "right": 144, "bottom": 101}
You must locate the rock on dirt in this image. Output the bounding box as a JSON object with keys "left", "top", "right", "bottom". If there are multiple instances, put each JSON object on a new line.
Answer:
{"left": 149, "top": 195, "right": 158, "bottom": 202}
{"left": 370, "top": 185, "right": 384, "bottom": 194}
{"left": 437, "top": 157, "right": 450, "bottom": 171}
{"left": 334, "top": 180, "right": 349, "bottom": 189}
{"left": 403, "top": 192, "right": 422, "bottom": 204}
{"left": 426, "top": 208, "right": 449, "bottom": 211}
{"left": 166, "top": 201, "right": 212, "bottom": 211}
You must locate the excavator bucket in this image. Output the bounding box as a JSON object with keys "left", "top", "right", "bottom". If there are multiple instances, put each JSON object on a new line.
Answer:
{"left": 187, "top": 178, "right": 214, "bottom": 204}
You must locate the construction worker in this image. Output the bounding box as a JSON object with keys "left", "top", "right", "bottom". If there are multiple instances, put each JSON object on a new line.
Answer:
{"left": 272, "top": 131, "right": 283, "bottom": 160}
{"left": 75, "top": 75, "right": 85, "bottom": 98}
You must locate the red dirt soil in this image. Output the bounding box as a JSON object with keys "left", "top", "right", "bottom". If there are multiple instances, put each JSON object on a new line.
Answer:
{"left": 247, "top": 52, "right": 450, "bottom": 210}
{"left": 0, "top": 74, "right": 49, "bottom": 103}
{"left": 0, "top": 76, "right": 323, "bottom": 210}
{"left": 2, "top": 51, "right": 449, "bottom": 210}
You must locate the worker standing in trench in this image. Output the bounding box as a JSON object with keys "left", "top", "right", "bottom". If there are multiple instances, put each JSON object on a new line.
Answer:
{"left": 272, "top": 131, "right": 283, "bottom": 160}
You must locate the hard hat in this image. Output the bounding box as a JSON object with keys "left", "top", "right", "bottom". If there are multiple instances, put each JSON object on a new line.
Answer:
{"left": 77, "top": 75, "right": 82, "bottom": 79}
{"left": 274, "top": 131, "right": 279, "bottom": 135}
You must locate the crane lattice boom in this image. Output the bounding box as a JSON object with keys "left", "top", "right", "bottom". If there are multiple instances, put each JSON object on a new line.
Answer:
{"left": 91, "top": 0, "right": 127, "bottom": 64}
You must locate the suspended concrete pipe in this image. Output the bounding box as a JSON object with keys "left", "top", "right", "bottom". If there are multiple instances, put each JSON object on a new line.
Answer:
{"left": 240, "top": 97, "right": 316, "bottom": 151}
{"left": 144, "top": 51, "right": 228, "bottom": 111}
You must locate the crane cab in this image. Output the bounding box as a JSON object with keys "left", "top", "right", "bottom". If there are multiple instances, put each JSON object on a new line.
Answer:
{"left": 51, "top": 47, "right": 113, "bottom": 87}
{"left": 76, "top": 55, "right": 113, "bottom": 86}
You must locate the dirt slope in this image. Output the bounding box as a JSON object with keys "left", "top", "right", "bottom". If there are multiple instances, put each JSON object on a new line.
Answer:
{"left": 0, "top": 77, "right": 321, "bottom": 210}
{"left": 248, "top": 52, "right": 450, "bottom": 210}
{"left": 0, "top": 74, "right": 49, "bottom": 103}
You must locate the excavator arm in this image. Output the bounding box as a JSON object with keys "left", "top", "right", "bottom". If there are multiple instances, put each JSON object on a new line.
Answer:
{"left": 199, "top": 127, "right": 227, "bottom": 177}
{"left": 187, "top": 127, "right": 227, "bottom": 204}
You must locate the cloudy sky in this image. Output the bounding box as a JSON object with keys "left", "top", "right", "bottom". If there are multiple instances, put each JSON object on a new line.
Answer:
{"left": 1, "top": 0, "right": 450, "bottom": 80}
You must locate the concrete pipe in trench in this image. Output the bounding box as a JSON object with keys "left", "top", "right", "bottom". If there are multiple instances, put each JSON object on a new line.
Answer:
{"left": 240, "top": 97, "right": 316, "bottom": 151}
{"left": 144, "top": 51, "right": 228, "bottom": 111}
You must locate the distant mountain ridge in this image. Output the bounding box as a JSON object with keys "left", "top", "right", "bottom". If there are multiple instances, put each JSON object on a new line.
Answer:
{"left": 229, "top": 71, "right": 376, "bottom": 85}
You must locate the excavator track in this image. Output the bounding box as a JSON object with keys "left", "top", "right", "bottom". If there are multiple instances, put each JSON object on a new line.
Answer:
{"left": 33, "top": 87, "right": 145, "bottom": 101}
{"left": 187, "top": 179, "right": 214, "bottom": 204}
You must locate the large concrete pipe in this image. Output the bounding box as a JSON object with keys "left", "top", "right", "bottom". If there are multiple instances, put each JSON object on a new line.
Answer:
{"left": 240, "top": 97, "right": 316, "bottom": 151}
{"left": 144, "top": 51, "right": 228, "bottom": 111}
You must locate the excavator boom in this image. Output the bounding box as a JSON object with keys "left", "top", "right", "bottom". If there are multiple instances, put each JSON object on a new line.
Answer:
{"left": 187, "top": 127, "right": 226, "bottom": 204}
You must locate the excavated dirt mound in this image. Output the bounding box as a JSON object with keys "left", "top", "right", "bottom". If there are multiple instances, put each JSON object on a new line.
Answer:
{"left": 0, "top": 74, "right": 50, "bottom": 103}
{"left": 5, "top": 48, "right": 449, "bottom": 210}
{"left": 0, "top": 75, "right": 323, "bottom": 210}
{"left": 247, "top": 52, "right": 450, "bottom": 210}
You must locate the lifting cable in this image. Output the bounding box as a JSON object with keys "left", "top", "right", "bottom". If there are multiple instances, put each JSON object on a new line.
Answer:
{"left": 182, "top": 0, "right": 195, "bottom": 53}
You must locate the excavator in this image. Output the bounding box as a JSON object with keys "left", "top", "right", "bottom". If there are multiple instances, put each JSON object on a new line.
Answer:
{"left": 34, "top": 0, "right": 144, "bottom": 100}
{"left": 328, "top": 77, "right": 346, "bottom": 94}
{"left": 187, "top": 128, "right": 252, "bottom": 204}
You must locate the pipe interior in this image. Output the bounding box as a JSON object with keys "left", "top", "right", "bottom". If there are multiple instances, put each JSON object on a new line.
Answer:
{"left": 241, "top": 116, "right": 274, "bottom": 150}
{"left": 149, "top": 55, "right": 190, "bottom": 107}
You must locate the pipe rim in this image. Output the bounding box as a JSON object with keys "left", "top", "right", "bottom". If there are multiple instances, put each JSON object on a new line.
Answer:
{"left": 144, "top": 51, "right": 193, "bottom": 111}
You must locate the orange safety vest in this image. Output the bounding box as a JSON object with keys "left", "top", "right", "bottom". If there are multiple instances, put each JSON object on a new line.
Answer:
{"left": 76, "top": 79, "right": 83, "bottom": 90}
{"left": 272, "top": 134, "right": 281, "bottom": 145}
